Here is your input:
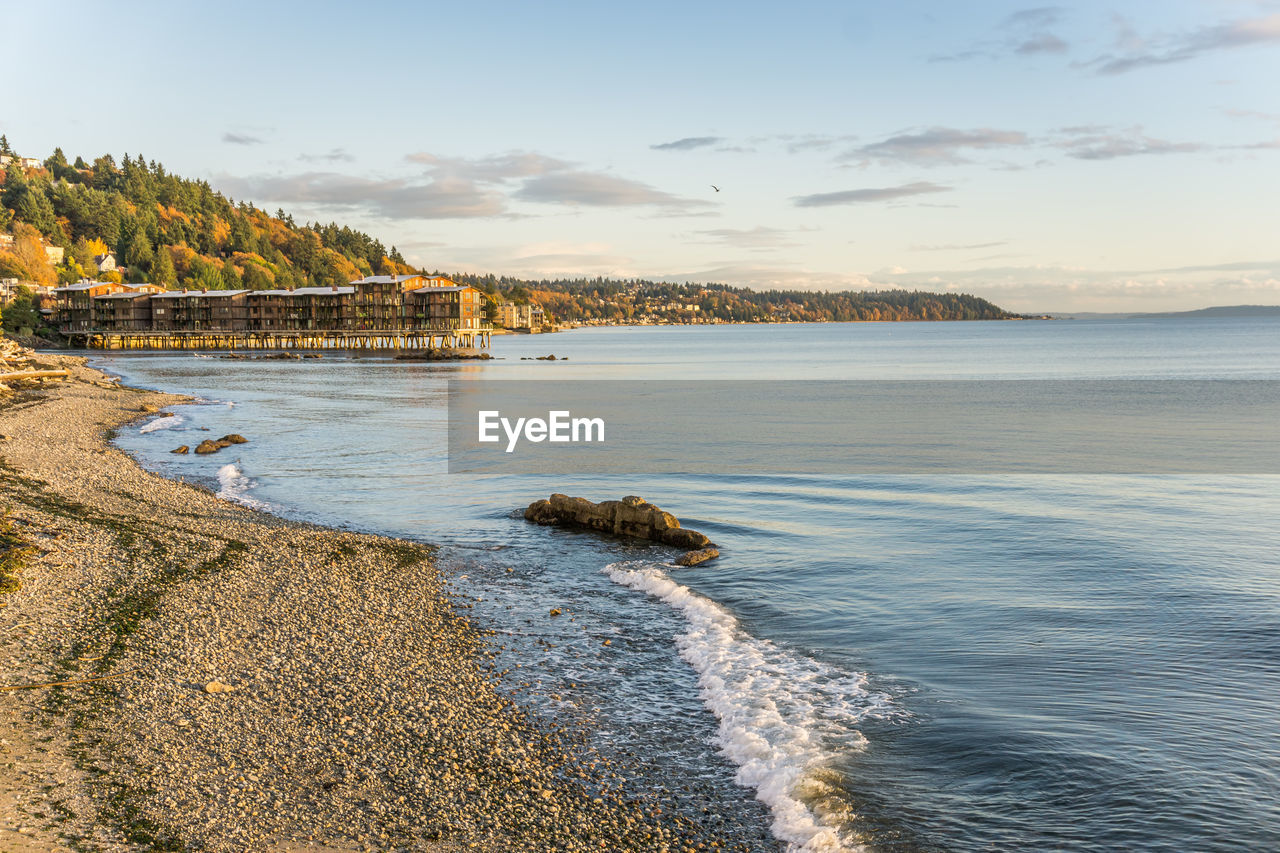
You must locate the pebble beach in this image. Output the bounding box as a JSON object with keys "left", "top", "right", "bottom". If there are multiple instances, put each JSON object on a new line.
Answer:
{"left": 0, "top": 353, "right": 749, "bottom": 852}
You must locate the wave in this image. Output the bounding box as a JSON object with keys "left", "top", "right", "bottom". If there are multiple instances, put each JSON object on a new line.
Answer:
{"left": 215, "top": 463, "right": 272, "bottom": 511}
{"left": 603, "top": 560, "right": 894, "bottom": 853}
{"left": 139, "top": 413, "right": 184, "bottom": 433}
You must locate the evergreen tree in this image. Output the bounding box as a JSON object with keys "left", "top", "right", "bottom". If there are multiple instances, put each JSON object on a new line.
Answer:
{"left": 150, "top": 246, "right": 176, "bottom": 287}
{"left": 124, "top": 230, "right": 154, "bottom": 269}
{"left": 220, "top": 260, "right": 241, "bottom": 289}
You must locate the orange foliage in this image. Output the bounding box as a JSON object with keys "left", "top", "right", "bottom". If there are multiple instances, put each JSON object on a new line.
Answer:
{"left": 210, "top": 219, "right": 231, "bottom": 251}
{"left": 155, "top": 203, "right": 191, "bottom": 225}
{"left": 7, "top": 225, "right": 57, "bottom": 286}
{"left": 231, "top": 251, "right": 268, "bottom": 268}
{"left": 167, "top": 244, "right": 198, "bottom": 278}
{"left": 86, "top": 237, "right": 110, "bottom": 257}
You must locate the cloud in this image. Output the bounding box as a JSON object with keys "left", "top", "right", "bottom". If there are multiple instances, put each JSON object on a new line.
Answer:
{"left": 1087, "top": 12, "right": 1280, "bottom": 75}
{"left": 843, "top": 127, "right": 1030, "bottom": 165}
{"left": 909, "top": 241, "right": 1008, "bottom": 252}
{"left": 932, "top": 6, "right": 1069, "bottom": 62}
{"left": 1224, "top": 108, "right": 1280, "bottom": 123}
{"left": 692, "top": 227, "right": 811, "bottom": 250}
{"left": 216, "top": 150, "right": 708, "bottom": 220}
{"left": 650, "top": 136, "right": 723, "bottom": 151}
{"left": 299, "top": 148, "right": 355, "bottom": 163}
{"left": 515, "top": 172, "right": 708, "bottom": 211}
{"left": 213, "top": 171, "right": 507, "bottom": 219}
{"left": 794, "top": 181, "right": 951, "bottom": 207}
{"left": 222, "top": 132, "right": 263, "bottom": 146}
{"left": 777, "top": 134, "right": 860, "bottom": 154}
{"left": 405, "top": 151, "right": 570, "bottom": 182}
{"left": 1015, "top": 33, "right": 1068, "bottom": 55}
{"left": 1057, "top": 130, "right": 1203, "bottom": 160}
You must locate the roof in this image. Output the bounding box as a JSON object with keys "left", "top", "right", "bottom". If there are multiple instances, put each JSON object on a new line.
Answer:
{"left": 350, "top": 274, "right": 429, "bottom": 285}
{"left": 53, "top": 281, "right": 118, "bottom": 292}
{"left": 54, "top": 281, "right": 160, "bottom": 293}
{"left": 289, "top": 286, "right": 355, "bottom": 295}
{"left": 94, "top": 291, "right": 153, "bottom": 300}
{"left": 150, "top": 289, "right": 251, "bottom": 299}
{"left": 406, "top": 285, "right": 475, "bottom": 294}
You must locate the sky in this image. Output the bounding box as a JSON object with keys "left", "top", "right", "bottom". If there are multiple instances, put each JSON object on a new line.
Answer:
{"left": 4, "top": 0, "right": 1280, "bottom": 312}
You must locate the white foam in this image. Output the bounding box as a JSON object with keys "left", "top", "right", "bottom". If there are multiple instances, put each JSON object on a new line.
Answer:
{"left": 604, "top": 560, "right": 893, "bottom": 853}
{"left": 215, "top": 463, "right": 272, "bottom": 510}
{"left": 139, "top": 413, "right": 184, "bottom": 433}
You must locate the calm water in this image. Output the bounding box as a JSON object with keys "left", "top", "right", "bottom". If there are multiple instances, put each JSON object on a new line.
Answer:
{"left": 101, "top": 319, "right": 1280, "bottom": 852}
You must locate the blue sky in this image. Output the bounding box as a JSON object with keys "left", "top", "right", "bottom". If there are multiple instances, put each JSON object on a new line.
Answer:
{"left": 4, "top": 0, "right": 1280, "bottom": 311}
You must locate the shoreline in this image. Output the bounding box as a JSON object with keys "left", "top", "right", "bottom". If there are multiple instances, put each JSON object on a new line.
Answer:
{"left": 0, "top": 354, "right": 748, "bottom": 852}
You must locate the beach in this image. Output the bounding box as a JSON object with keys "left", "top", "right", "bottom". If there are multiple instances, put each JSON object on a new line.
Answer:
{"left": 0, "top": 354, "right": 736, "bottom": 852}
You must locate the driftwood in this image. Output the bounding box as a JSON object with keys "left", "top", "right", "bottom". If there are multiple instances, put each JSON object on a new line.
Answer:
{"left": 0, "top": 369, "right": 70, "bottom": 382}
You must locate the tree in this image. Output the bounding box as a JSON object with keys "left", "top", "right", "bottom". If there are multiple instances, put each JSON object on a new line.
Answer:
{"left": 9, "top": 224, "right": 56, "bottom": 286}
{"left": 220, "top": 260, "right": 241, "bottom": 289}
{"left": 2, "top": 291, "right": 40, "bottom": 333}
{"left": 150, "top": 246, "right": 176, "bottom": 287}
{"left": 123, "top": 230, "right": 154, "bottom": 269}
{"left": 0, "top": 135, "right": 12, "bottom": 157}
{"left": 14, "top": 183, "right": 57, "bottom": 236}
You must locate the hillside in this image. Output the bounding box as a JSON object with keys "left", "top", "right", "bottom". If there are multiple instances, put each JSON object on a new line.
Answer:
{"left": 1, "top": 137, "right": 1016, "bottom": 327}
{"left": 444, "top": 274, "right": 1014, "bottom": 323}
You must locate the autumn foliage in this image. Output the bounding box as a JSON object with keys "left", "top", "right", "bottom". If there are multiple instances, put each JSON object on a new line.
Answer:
{"left": 1, "top": 145, "right": 416, "bottom": 292}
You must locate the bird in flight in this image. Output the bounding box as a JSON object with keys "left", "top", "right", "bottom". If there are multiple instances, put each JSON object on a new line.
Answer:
{"left": 711, "top": 185, "right": 720, "bottom": 192}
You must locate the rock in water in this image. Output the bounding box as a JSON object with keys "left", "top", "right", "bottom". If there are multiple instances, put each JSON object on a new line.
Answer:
{"left": 523, "top": 493, "right": 716, "bottom": 553}
{"left": 171, "top": 445, "right": 189, "bottom": 454}
{"left": 193, "top": 434, "right": 249, "bottom": 454}
{"left": 675, "top": 547, "right": 720, "bottom": 567}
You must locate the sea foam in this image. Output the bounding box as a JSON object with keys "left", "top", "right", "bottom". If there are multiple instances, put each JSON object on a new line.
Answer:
{"left": 604, "top": 560, "right": 892, "bottom": 853}
{"left": 216, "top": 463, "right": 271, "bottom": 510}
{"left": 139, "top": 413, "right": 184, "bottom": 433}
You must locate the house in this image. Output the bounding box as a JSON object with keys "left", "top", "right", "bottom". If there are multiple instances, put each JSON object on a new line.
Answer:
{"left": 497, "top": 302, "right": 546, "bottom": 330}
{"left": 94, "top": 253, "right": 117, "bottom": 273}
{"left": 0, "top": 155, "right": 43, "bottom": 169}
{"left": 406, "top": 284, "right": 484, "bottom": 331}
{"left": 289, "top": 286, "right": 356, "bottom": 330}
{"left": 44, "top": 245, "right": 64, "bottom": 264}
{"left": 150, "top": 290, "right": 249, "bottom": 332}
{"left": 92, "top": 292, "right": 154, "bottom": 332}
{"left": 345, "top": 272, "right": 476, "bottom": 327}
{"left": 1, "top": 278, "right": 23, "bottom": 305}
{"left": 53, "top": 281, "right": 164, "bottom": 331}
{"left": 0, "top": 234, "right": 13, "bottom": 248}
{"left": 52, "top": 281, "right": 133, "bottom": 332}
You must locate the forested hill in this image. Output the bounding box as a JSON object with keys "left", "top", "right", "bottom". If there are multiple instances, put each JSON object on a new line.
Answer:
{"left": 442, "top": 274, "right": 1015, "bottom": 323}
{"left": 0, "top": 138, "right": 1016, "bottom": 323}
{"left": 0, "top": 140, "right": 416, "bottom": 291}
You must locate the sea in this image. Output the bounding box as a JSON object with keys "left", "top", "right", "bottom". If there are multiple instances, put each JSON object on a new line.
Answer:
{"left": 98, "top": 318, "right": 1280, "bottom": 852}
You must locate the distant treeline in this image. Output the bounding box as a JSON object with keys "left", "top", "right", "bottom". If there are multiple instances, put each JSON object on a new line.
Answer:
{"left": 441, "top": 274, "right": 1016, "bottom": 323}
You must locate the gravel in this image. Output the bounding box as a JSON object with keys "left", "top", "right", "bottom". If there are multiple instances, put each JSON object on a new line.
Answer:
{"left": 1, "top": 353, "right": 757, "bottom": 852}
